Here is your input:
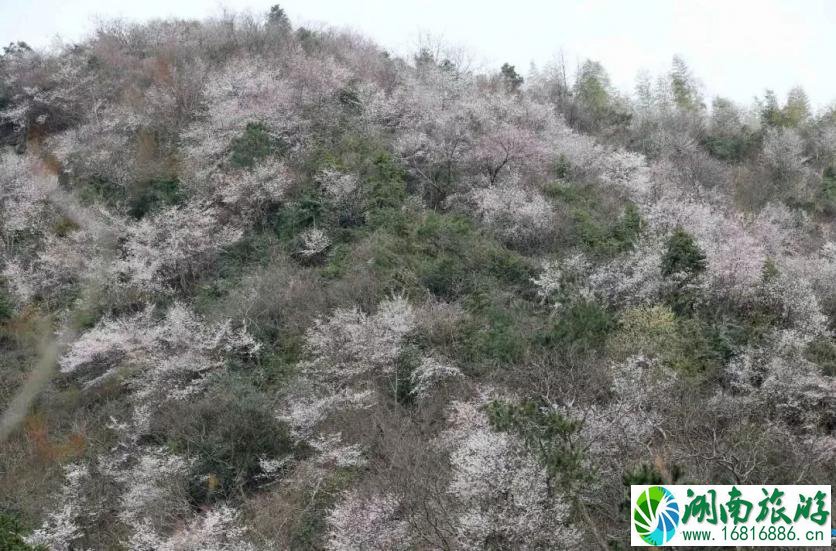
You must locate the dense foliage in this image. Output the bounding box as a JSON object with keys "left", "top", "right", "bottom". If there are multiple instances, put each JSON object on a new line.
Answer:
{"left": 0, "top": 6, "right": 834, "bottom": 549}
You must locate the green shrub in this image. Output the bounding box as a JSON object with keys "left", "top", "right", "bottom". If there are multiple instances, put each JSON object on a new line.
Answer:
{"left": 572, "top": 203, "right": 642, "bottom": 255}
{"left": 546, "top": 182, "right": 642, "bottom": 256}
{"left": 194, "top": 231, "right": 280, "bottom": 306}
{"left": 127, "top": 179, "right": 185, "bottom": 219}
{"left": 609, "top": 304, "right": 739, "bottom": 376}
{"left": 273, "top": 192, "right": 329, "bottom": 242}
{"left": 661, "top": 227, "right": 706, "bottom": 277}
{"left": 805, "top": 337, "right": 836, "bottom": 376}
{"left": 760, "top": 257, "right": 780, "bottom": 283}
{"left": 540, "top": 300, "right": 614, "bottom": 354}
{"left": 320, "top": 242, "right": 352, "bottom": 279}
{"left": 296, "top": 27, "right": 321, "bottom": 54}
{"left": 457, "top": 297, "right": 528, "bottom": 367}
{"left": 611, "top": 204, "right": 643, "bottom": 248}
{"left": 701, "top": 134, "right": 756, "bottom": 162}
{"left": 287, "top": 468, "right": 355, "bottom": 549}
{"left": 148, "top": 378, "right": 299, "bottom": 505}
{"left": 543, "top": 180, "right": 584, "bottom": 203}
{"left": 815, "top": 166, "right": 836, "bottom": 216}
{"left": 337, "top": 86, "right": 362, "bottom": 113}
{"left": 365, "top": 209, "right": 535, "bottom": 300}
{"left": 0, "top": 512, "right": 41, "bottom": 551}
{"left": 68, "top": 303, "right": 104, "bottom": 332}
{"left": 622, "top": 463, "right": 663, "bottom": 487}
{"left": 229, "top": 122, "right": 284, "bottom": 168}
{"left": 267, "top": 4, "right": 290, "bottom": 27}
{"left": 553, "top": 155, "right": 571, "bottom": 179}
{"left": 392, "top": 346, "right": 421, "bottom": 405}
{"left": 77, "top": 176, "right": 125, "bottom": 207}
{"left": 608, "top": 305, "right": 678, "bottom": 360}
{"left": 296, "top": 139, "right": 407, "bottom": 234}
{"left": 365, "top": 153, "right": 408, "bottom": 211}
{"left": 0, "top": 288, "right": 13, "bottom": 322}
{"left": 414, "top": 213, "right": 534, "bottom": 293}
{"left": 483, "top": 246, "right": 538, "bottom": 287}
{"left": 420, "top": 254, "right": 468, "bottom": 300}
{"left": 660, "top": 227, "right": 708, "bottom": 315}
{"left": 411, "top": 215, "right": 475, "bottom": 297}
{"left": 667, "top": 317, "right": 734, "bottom": 376}
{"left": 823, "top": 167, "right": 836, "bottom": 198}
{"left": 52, "top": 216, "right": 80, "bottom": 237}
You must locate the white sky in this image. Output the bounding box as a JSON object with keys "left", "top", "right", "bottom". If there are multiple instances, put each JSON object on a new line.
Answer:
{"left": 1, "top": 0, "right": 834, "bottom": 108}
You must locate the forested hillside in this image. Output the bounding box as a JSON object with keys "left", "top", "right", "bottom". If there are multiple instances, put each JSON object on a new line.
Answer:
{"left": 0, "top": 6, "right": 834, "bottom": 549}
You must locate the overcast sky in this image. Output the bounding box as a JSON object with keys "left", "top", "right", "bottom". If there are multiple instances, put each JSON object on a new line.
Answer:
{"left": 1, "top": 0, "right": 834, "bottom": 108}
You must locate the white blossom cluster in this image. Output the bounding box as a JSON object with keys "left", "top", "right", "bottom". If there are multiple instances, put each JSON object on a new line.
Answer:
{"left": 96, "top": 446, "right": 192, "bottom": 541}
{"left": 599, "top": 149, "right": 653, "bottom": 195}
{"left": 127, "top": 505, "right": 257, "bottom": 551}
{"left": 462, "top": 175, "right": 555, "bottom": 248}
{"left": 0, "top": 151, "right": 58, "bottom": 232}
{"left": 409, "top": 356, "right": 463, "bottom": 399}
{"left": 210, "top": 159, "right": 291, "bottom": 216}
{"left": 297, "top": 227, "right": 331, "bottom": 257}
{"left": 441, "top": 401, "right": 581, "bottom": 550}
{"left": 114, "top": 203, "right": 243, "bottom": 292}
{"left": 317, "top": 168, "right": 359, "bottom": 201}
{"left": 326, "top": 491, "right": 409, "bottom": 551}
{"left": 181, "top": 60, "right": 297, "bottom": 173}
{"left": 282, "top": 296, "right": 415, "bottom": 435}
{"left": 61, "top": 302, "right": 260, "bottom": 428}
{"left": 304, "top": 295, "right": 415, "bottom": 379}
{"left": 25, "top": 464, "right": 91, "bottom": 550}
{"left": 725, "top": 329, "right": 834, "bottom": 429}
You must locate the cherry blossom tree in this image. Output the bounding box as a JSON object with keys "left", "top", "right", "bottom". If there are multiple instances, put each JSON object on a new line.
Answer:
{"left": 443, "top": 400, "right": 581, "bottom": 550}
{"left": 281, "top": 296, "right": 416, "bottom": 436}
{"left": 114, "top": 203, "right": 242, "bottom": 292}
{"left": 457, "top": 173, "right": 555, "bottom": 249}
{"left": 326, "top": 491, "right": 410, "bottom": 551}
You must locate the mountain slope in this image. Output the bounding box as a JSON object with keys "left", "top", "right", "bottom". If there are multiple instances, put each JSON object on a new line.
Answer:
{"left": 0, "top": 8, "right": 834, "bottom": 550}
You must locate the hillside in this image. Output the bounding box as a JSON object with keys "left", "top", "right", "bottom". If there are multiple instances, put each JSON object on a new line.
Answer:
{"left": 0, "top": 7, "right": 834, "bottom": 550}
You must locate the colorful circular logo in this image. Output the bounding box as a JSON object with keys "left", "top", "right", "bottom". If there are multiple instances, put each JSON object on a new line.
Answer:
{"left": 634, "top": 486, "right": 680, "bottom": 545}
